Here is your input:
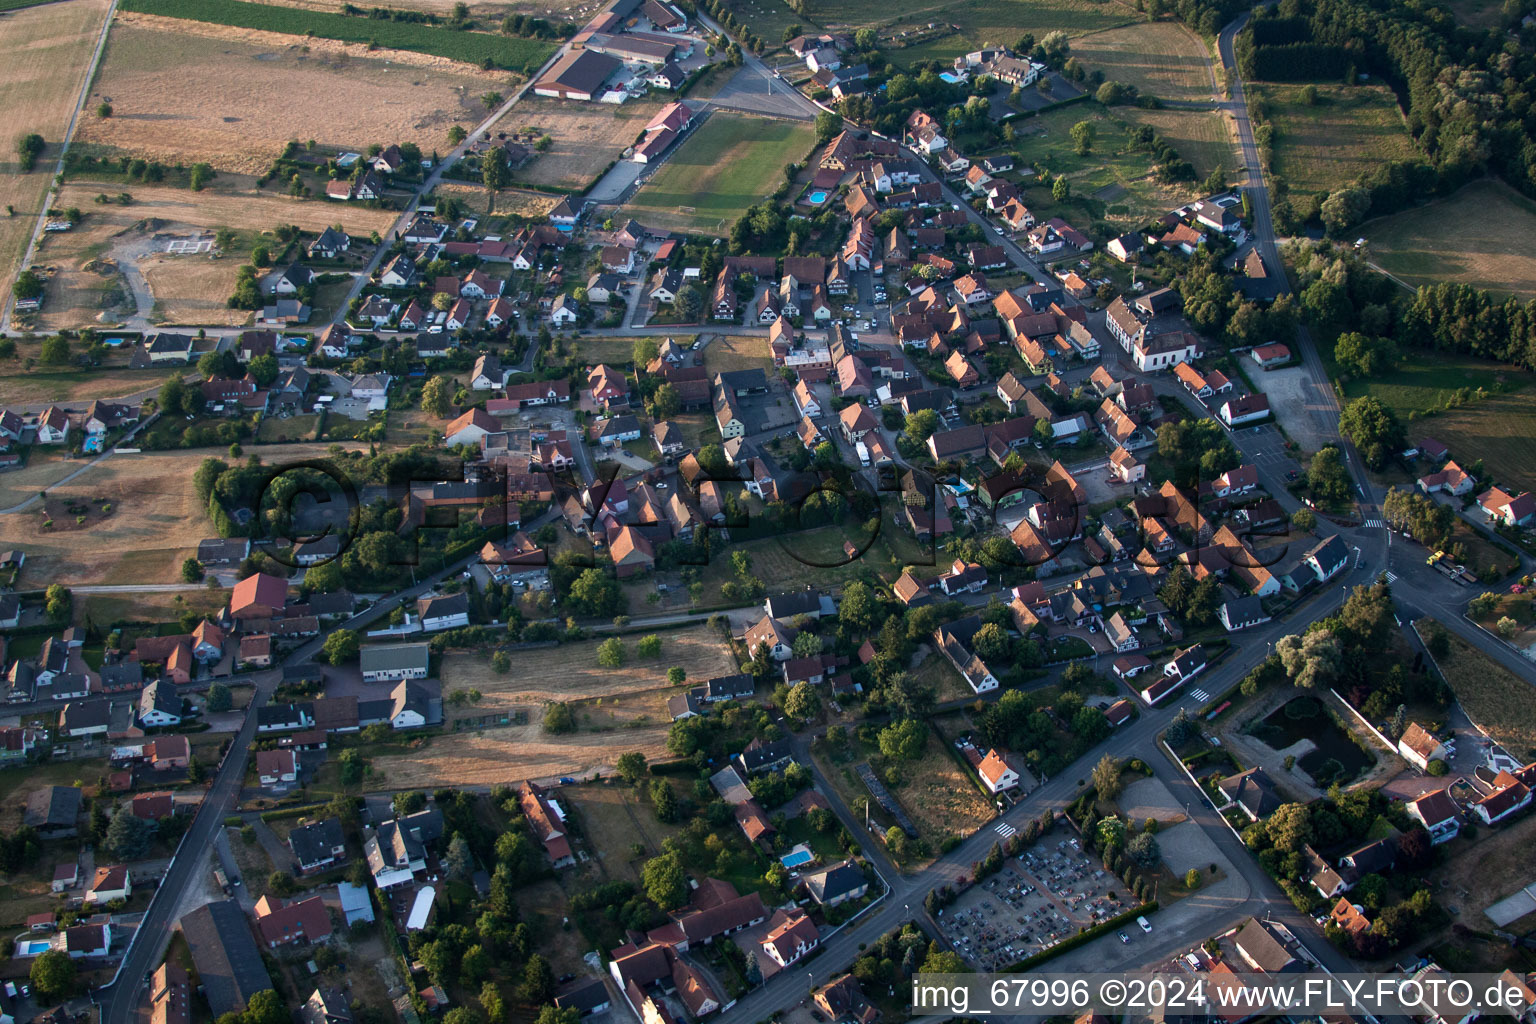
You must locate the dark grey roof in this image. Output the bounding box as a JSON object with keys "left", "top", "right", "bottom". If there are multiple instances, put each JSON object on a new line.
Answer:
{"left": 416, "top": 593, "right": 469, "bottom": 620}
{"left": 61, "top": 702, "right": 109, "bottom": 731}
{"left": 1234, "top": 917, "right": 1298, "bottom": 973}
{"left": 289, "top": 818, "right": 346, "bottom": 867}
{"left": 702, "top": 673, "right": 754, "bottom": 700}
{"left": 142, "top": 680, "right": 182, "bottom": 717}
{"left": 554, "top": 978, "right": 611, "bottom": 1014}
{"left": 180, "top": 899, "right": 273, "bottom": 1016}
{"left": 765, "top": 590, "right": 824, "bottom": 619}
{"left": 389, "top": 680, "right": 437, "bottom": 722}
{"left": 100, "top": 662, "right": 143, "bottom": 688}
{"left": 806, "top": 862, "right": 867, "bottom": 903}
{"left": 24, "top": 786, "right": 81, "bottom": 829}
{"left": 737, "top": 737, "right": 795, "bottom": 773}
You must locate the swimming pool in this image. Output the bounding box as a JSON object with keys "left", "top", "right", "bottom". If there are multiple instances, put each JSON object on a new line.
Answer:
{"left": 15, "top": 939, "right": 52, "bottom": 957}
{"left": 806, "top": 190, "right": 829, "bottom": 205}
{"left": 780, "top": 846, "right": 814, "bottom": 869}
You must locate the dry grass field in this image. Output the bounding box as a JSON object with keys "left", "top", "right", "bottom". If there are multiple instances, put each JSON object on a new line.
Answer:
{"left": 33, "top": 182, "right": 394, "bottom": 329}
{"left": 1364, "top": 181, "right": 1536, "bottom": 301}
{"left": 495, "top": 97, "right": 663, "bottom": 191}
{"left": 0, "top": 362, "right": 182, "bottom": 406}
{"left": 436, "top": 181, "right": 563, "bottom": 219}
{"left": 1432, "top": 623, "right": 1536, "bottom": 757}
{"left": 565, "top": 783, "right": 684, "bottom": 883}
{"left": 702, "top": 335, "right": 772, "bottom": 375}
{"left": 0, "top": 0, "right": 115, "bottom": 314}
{"left": 77, "top": 15, "right": 494, "bottom": 174}
{"left": 1121, "top": 107, "right": 1235, "bottom": 179}
{"left": 375, "top": 626, "right": 738, "bottom": 786}
{"left": 0, "top": 442, "right": 360, "bottom": 584}
{"left": 235, "top": 0, "right": 603, "bottom": 19}
{"left": 1248, "top": 82, "right": 1415, "bottom": 200}
{"left": 1073, "top": 22, "right": 1216, "bottom": 105}
{"left": 892, "top": 728, "right": 995, "bottom": 841}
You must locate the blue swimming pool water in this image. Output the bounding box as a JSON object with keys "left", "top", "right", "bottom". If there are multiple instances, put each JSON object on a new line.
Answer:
{"left": 807, "top": 190, "right": 829, "bottom": 204}
{"left": 15, "top": 939, "right": 52, "bottom": 956}
{"left": 780, "top": 848, "right": 814, "bottom": 868}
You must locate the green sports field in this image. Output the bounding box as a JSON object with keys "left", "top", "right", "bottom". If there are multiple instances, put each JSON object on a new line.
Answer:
{"left": 622, "top": 113, "right": 818, "bottom": 234}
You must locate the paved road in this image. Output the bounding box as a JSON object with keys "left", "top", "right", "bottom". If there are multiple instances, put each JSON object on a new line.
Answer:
{"left": 96, "top": 545, "right": 488, "bottom": 1024}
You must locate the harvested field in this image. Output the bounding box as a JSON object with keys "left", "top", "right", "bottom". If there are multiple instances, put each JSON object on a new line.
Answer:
{"left": 78, "top": 16, "right": 495, "bottom": 174}
{"left": 116, "top": 0, "right": 555, "bottom": 72}
{"left": 0, "top": 0, "right": 114, "bottom": 314}
{"left": 1431, "top": 621, "right": 1536, "bottom": 757}
{"left": 1073, "top": 22, "right": 1216, "bottom": 105}
{"left": 494, "top": 97, "right": 664, "bottom": 191}
{"left": 238, "top": 0, "right": 603, "bottom": 17}
{"left": 33, "top": 182, "right": 394, "bottom": 329}
{"left": 1364, "top": 181, "right": 1536, "bottom": 301}
{"left": 436, "top": 181, "right": 562, "bottom": 219}
{"left": 623, "top": 113, "right": 819, "bottom": 235}
{"left": 879, "top": 0, "right": 1140, "bottom": 66}
{"left": 1248, "top": 82, "right": 1414, "bottom": 200}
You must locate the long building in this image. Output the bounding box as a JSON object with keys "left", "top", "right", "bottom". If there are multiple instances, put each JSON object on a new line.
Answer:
{"left": 534, "top": 49, "right": 623, "bottom": 100}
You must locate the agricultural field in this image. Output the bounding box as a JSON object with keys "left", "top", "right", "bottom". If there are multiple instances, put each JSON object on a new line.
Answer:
{"left": 230, "top": 0, "right": 602, "bottom": 18}
{"left": 1363, "top": 181, "right": 1536, "bottom": 301}
{"left": 32, "top": 182, "right": 394, "bottom": 329}
{"left": 1247, "top": 82, "right": 1415, "bottom": 201}
{"left": 1072, "top": 22, "right": 1217, "bottom": 105}
{"left": 0, "top": 0, "right": 115, "bottom": 315}
{"left": 0, "top": 360, "right": 182, "bottom": 407}
{"left": 117, "top": 0, "right": 556, "bottom": 72}
{"left": 78, "top": 18, "right": 493, "bottom": 175}
{"left": 623, "top": 113, "right": 819, "bottom": 235}
{"left": 496, "top": 97, "right": 663, "bottom": 192}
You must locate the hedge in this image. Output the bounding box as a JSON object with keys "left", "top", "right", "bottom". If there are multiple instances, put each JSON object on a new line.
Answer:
{"left": 1000, "top": 902, "right": 1159, "bottom": 972}
{"left": 259, "top": 801, "right": 331, "bottom": 823}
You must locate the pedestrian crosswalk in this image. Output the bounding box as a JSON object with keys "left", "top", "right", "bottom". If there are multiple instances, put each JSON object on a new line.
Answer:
{"left": 1189, "top": 688, "right": 1212, "bottom": 702}
{"left": 1385, "top": 571, "right": 1399, "bottom": 584}
{"left": 1363, "top": 518, "right": 1385, "bottom": 528}
{"left": 994, "top": 821, "right": 1017, "bottom": 838}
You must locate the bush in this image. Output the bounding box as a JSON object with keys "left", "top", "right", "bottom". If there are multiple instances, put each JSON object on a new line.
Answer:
{"left": 1426, "top": 758, "right": 1448, "bottom": 776}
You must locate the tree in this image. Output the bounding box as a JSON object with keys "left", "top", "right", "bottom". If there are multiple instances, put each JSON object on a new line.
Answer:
{"left": 543, "top": 702, "right": 575, "bottom": 734}
{"left": 1291, "top": 508, "right": 1317, "bottom": 532}
{"left": 1185, "top": 867, "right": 1202, "bottom": 889}
{"left": 482, "top": 150, "right": 508, "bottom": 212}
{"left": 1126, "top": 830, "right": 1161, "bottom": 867}
{"left": 14, "top": 270, "right": 44, "bottom": 302}
{"left": 181, "top": 557, "right": 205, "bottom": 582}
{"left": 1052, "top": 176, "right": 1071, "bottom": 202}
{"left": 784, "top": 681, "right": 820, "bottom": 720}
{"left": 206, "top": 683, "right": 232, "bottom": 712}
{"left": 535, "top": 1008, "right": 579, "bottom": 1024}
{"left": 520, "top": 954, "right": 556, "bottom": 1005}
{"left": 491, "top": 650, "right": 511, "bottom": 673}
{"left": 1070, "top": 120, "right": 1094, "bottom": 156}
{"left": 1319, "top": 186, "right": 1371, "bottom": 234}
{"left": 642, "top": 851, "right": 688, "bottom": 909}
{"left": 878, "top": 718, "right": 926, "bottom": 761}
{"left": 39, "top": 335, "right": 70, "bottom": 365}
{"left": 1266, "top": 802, "right": 1313, "bottom": 852}
{"left": 1095, "top": 80, "right": 1125, "bottom": 104}
{"left": 649, "top": 382, "right": 681, "bottom": 420}
{"left": 814, "top": 110, "right": 843, "bottom": 143}
{"left": 105, "top": 809, "right": 153, "bottom": 859}
{"left": 637, "top": 634, "right": 662, "bottom": 658}
{"left": 1339, "top": 396, "right": 1404, "bottom": 470}
{"left": 30, "top": 949, "right": 75, "bottom": 1002}
{"left": 1097, "top": 815, "right": 1126, "bottom": 850}
{"left": 904, "top": 408, "right": 939, "bottom": 441}
{"left": 1275, "top": 629, "right": 1341, "bottom": 688}
{"left": 667, "top": 666, "right": 686, "bottom": 685}
{"left": 322, "top": 629, "right": 360, "bottom": 665}
{"left": 422, "top": 375, "right": 455, "bottom": 418}
{"left": 45, "top": 583, "right": 71, "bottom": 621}
{"left": 445, "top": 833, "right": 473, "bottom": 879}
{"left": 1334, "top": 332, "right": 1396, "bottom": 378}
{"left": 1091, "top": 754, "right": 1122, "bottom": 799}
{"left": 596, "top": 637, "right": 625, "bottom": 668}
{"left": 674, "top": 283, "right": 703, "bottom": 320}
{"left": 1498, "top": 616, "right": 1520, "bottom": 638}
{"left": 1308, "top": 445, "right": 1351, "bottom": 504}
{"left": 16, "top": 133, "right": 45, "bottom": 173}
{"left": 744, "top": 950, "right": 762, "bottom": 986}
{"left": 616, "top": 752, "right": 648, "bottom": 784}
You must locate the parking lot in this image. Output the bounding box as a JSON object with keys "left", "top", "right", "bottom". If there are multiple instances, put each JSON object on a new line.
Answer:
{"left": 1233, "top": 422, "right": 1302, "bottom": 479}
{"left": 939, "top": 829, "right": 1137, "bottom": 969}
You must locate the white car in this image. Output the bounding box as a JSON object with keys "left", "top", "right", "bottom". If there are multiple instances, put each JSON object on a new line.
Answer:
{"left": 1137, "top": 916, "right": 1152, "bottom": 933}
